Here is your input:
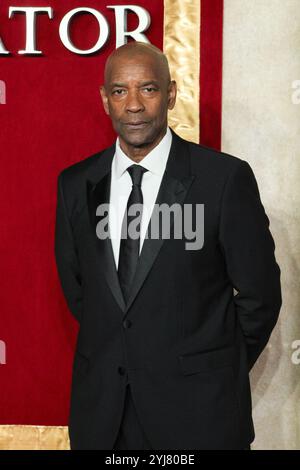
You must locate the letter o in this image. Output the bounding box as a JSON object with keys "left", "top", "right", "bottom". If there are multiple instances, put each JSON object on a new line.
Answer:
{"left": 59, "top": 8, "right": 109, "bottom": 55}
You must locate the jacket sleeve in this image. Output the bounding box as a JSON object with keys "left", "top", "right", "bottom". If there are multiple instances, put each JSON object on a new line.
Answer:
{"left": 54, "top": 171, "right": 82, "bottom": 323}
{"left": 219, "top": 160, "right": 282, "bottom": 370}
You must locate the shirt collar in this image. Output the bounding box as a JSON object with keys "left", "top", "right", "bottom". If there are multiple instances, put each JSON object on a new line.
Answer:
{"left": 114, "top": 126, "right": 172, "bottom": 179}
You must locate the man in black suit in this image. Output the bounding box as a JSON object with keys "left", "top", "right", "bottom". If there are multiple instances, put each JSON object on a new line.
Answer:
{"left": 54, "top": 42, "right": 282, "bottom": 450}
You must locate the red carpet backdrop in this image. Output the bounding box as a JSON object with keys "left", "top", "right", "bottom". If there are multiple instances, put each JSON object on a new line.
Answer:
{"left": 0, "top": 0, "right": 298, "bottom": 450}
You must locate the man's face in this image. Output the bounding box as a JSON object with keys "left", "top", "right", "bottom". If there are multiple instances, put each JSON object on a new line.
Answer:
{"left": 100, "top": 53, "right": 176, "bottom": 149}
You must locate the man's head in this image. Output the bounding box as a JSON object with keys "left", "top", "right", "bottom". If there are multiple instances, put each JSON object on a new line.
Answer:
{"left": 100, "top": 41, "right": 177, "bottom": 160}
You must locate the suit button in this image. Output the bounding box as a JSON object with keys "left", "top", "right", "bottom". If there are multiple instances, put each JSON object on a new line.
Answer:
{"left": 123, "top": 319, "right": 132, "bottom": 329}
{"left": 118, "top": 366, "right": 126, "bottom": 376}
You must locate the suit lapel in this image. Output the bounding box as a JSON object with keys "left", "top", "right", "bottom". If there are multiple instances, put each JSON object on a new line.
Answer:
{"left": 124, "top": 172, "right": 195, "bottom": 313}
{"left": 87, "top": 144, "right": 127, "bottom": 313}
{"left": 86, "top": 129, "right": 195, "bottom": 316}
{"left": 124, "top": 129, "right": 195, "bottom": 314}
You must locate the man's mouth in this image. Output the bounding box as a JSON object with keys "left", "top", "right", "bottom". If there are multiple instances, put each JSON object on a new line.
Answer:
{"left": 124, "top": 121, "right": 149, "bottom": 129}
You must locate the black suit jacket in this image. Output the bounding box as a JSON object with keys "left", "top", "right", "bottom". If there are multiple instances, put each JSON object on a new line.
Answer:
{"left": 54, "top": 128, "right": 282, "bottom": 450}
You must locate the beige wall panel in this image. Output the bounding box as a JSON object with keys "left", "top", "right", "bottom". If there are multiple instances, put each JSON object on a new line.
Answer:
{"left": 222, "top": 0, "right": 300, "bottom": 449}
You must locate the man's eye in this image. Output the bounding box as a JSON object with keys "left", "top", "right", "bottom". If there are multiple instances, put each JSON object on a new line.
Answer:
{"left": 112, "top": 87, "right": 157, "bottom": 95}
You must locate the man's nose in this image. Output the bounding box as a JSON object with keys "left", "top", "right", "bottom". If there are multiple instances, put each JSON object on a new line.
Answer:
{"left": 125, "top": 90, "right": 145, "bottom": 113}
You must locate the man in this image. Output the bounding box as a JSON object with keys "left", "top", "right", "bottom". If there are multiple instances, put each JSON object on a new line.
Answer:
{"left": 54, "top": 42, "right": 282, "bottom": 450}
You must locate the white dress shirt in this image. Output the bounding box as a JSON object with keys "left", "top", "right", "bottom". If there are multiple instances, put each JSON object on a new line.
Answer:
{"left": 109, "top": 126, "right": 172, "bottom": 269}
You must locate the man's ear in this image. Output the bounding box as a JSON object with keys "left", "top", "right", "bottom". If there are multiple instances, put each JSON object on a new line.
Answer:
{"left": 167, "top": 80, "right": 177, "bottom": 111}
{"left": 99, "top": 86, "right": 110, "bottom": 116}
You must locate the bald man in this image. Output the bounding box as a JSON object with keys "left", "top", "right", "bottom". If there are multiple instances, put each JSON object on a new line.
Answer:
{"left": 55, "top": 42, "right": 282, "bottom": 450}
{"left": 100, "top": 42, "right": 176, "bottom": 161}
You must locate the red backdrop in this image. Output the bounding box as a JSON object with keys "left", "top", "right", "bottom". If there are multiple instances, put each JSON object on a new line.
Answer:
{"left": 0, "top": 0, "right": 164, "bottom": 425}
{"left": 0, "top": 0, "right": 223, "bottom": 426}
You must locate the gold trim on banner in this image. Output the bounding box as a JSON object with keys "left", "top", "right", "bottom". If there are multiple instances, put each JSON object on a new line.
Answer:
{"left": 0, "top": 425, "right": 70, "bottom": 450}
{"left": 163, "top": 0, "right": 200, "bottom": 143}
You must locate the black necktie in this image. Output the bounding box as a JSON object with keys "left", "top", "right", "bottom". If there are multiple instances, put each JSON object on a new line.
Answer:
{"left": 118, "top": 164, "right": 148, "bottom": 304}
